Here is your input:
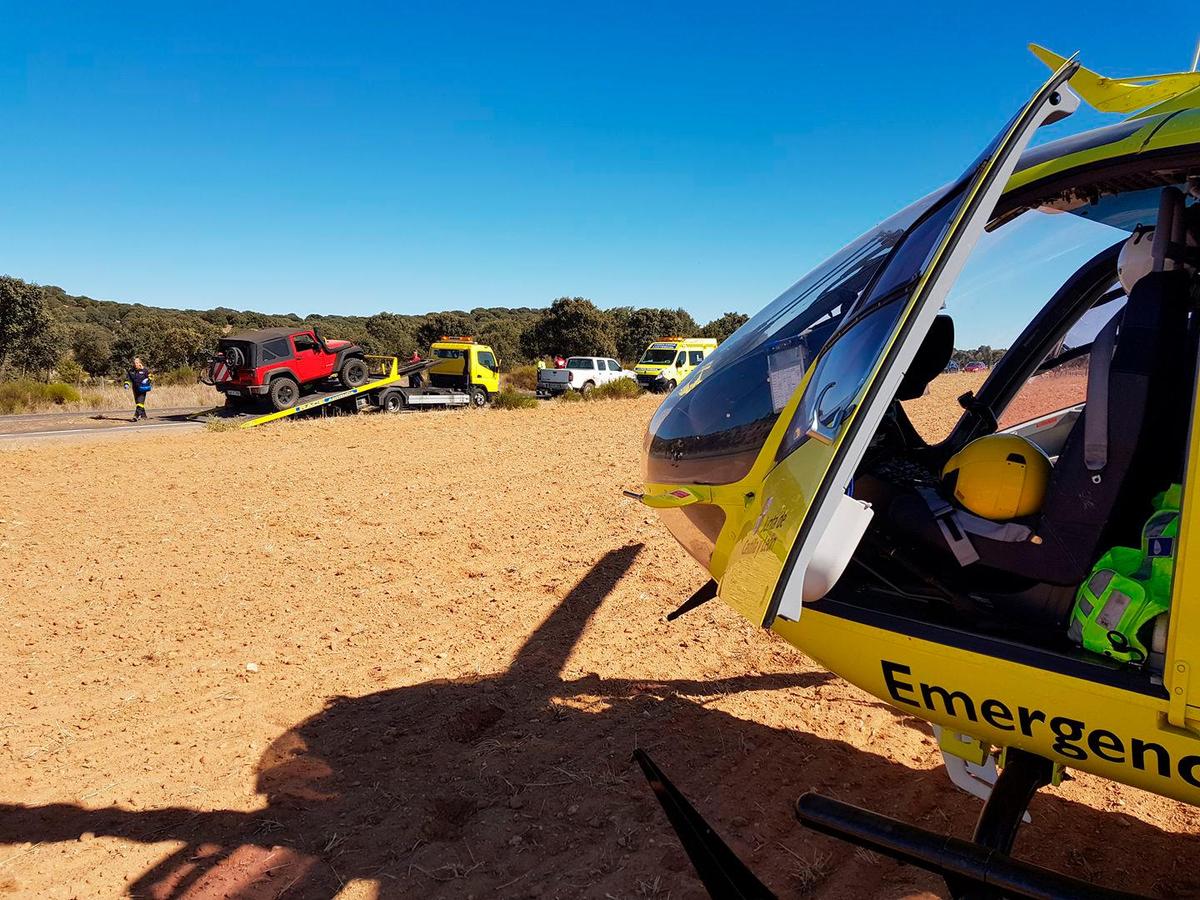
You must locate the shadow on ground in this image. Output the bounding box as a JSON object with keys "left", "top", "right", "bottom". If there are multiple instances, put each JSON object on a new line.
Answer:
{"left": 3, "top": 544, "right": 1200, "bottom": 898}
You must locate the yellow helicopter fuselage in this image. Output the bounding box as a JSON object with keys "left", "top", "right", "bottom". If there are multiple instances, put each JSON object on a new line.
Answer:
{"left": 642, "top": 52, "right": 1200, "bottom": 814}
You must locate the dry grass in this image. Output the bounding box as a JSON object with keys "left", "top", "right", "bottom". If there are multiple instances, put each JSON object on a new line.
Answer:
{"left": 584, "top": 378, "right": 642, "bottom": 401}
{"left": 502, "top": 365, "right": 538, "bottom": 392}
{"left": 492, "top": 389, "right": 539, "bottom": 410}
{"left": 0, "top": 381, "right": 222, "bottom": 415}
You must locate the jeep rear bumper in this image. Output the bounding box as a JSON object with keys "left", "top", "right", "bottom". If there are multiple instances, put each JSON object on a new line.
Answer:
{"left": 218, "top": 383, "right": 269, "bottom": 396}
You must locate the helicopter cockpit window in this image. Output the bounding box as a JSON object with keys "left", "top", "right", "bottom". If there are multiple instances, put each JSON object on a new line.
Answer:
{"left": 644, "top": 184, "right": 954, "bottom": 486}
{"left": 899, "top": 206, "right": 1132, "bottom": 445}
{"left": 996, "top": 291, "right": 1125, "bottom": 432}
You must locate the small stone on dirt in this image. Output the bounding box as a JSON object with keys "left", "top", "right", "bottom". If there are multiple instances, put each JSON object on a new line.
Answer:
{"left": 245, "top": 662, "right": 259, "bottom": 673}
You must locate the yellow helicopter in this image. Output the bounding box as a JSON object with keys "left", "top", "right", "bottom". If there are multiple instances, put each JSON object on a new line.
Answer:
{"left": 631, "top": 46, "right": 1200, "bottom": 898}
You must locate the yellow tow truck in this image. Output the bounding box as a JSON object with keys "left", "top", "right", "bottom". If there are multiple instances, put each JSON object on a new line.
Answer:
{"left": 428, "top": 337, "right": 501, "bottom": 406}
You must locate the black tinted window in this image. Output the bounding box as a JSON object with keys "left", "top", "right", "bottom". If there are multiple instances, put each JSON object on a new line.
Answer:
{"left": 262, "top": 338, "right": 290, "bottom": 361}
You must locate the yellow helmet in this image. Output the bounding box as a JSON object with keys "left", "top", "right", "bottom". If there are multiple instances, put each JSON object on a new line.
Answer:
{"left": 942, "top": 434, "right": 1051, "bottom": 520}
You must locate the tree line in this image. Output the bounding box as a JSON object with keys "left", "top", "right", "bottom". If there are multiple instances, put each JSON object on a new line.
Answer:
{"left": 950, "top": 346, "right": 1008, "bottom": 368}
{"left": 0, "top": 275, "right": 751, "bottom": 380}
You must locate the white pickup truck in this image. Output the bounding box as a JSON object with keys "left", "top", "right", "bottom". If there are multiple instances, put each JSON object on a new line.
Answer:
{"left": 536, "top": 356, "right": 636, "bottom": 397}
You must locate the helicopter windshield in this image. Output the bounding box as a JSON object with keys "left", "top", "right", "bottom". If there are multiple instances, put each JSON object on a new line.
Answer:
{"left": 644, "top": 183, "right": 956, "bottom": 486}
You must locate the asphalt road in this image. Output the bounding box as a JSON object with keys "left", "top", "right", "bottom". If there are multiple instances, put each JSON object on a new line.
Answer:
{"left": 0, "top": 407, "right": 213, "bottom": 443}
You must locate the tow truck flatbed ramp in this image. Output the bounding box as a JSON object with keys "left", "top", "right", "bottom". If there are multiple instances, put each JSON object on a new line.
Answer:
{"left": 197, "top": 357, "right": 467, "bottom": 428}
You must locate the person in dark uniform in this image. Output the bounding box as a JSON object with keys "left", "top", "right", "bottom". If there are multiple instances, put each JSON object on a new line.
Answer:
{"left": 124, "top": 357, "right": 152, "bottom": 421}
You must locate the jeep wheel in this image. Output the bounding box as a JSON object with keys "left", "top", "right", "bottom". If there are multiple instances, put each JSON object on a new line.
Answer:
{"left": 665, "top": 379, "right": 677, "bottom": 392}
{"left": 469, "top": 386, "right": 488, "bottom": 407}
{"left": 380, "top": 390, "right": 403, "bottom": 413}
{"left": 268, "top": 377, "right": 300, "bottom": 411}
{"left": 339, "top": 357, "right": 369, "bottom": 389}
{"left": 581, "top": 380, "right": 595, "bottom": 395}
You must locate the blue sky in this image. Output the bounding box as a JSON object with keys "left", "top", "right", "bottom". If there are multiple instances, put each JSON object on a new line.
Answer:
{"left": 0, "top": 2, "right": 1190, "bottom": 324}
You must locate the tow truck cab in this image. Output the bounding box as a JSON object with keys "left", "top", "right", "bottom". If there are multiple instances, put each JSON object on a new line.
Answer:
{"left": 428, "top": 337, "right": 501, "bottom": 403}
{"left": 634, "top": 337, "right": 718, "bottom": 392}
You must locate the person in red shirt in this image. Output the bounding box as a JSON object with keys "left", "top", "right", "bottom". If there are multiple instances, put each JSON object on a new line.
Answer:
{"left": 554, "top": 355, "right": 566, "bottom": 369}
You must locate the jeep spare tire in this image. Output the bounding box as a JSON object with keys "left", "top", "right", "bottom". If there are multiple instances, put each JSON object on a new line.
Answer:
{"left": 268, "top": 377, "right": 300, "bottom": 411}
{"left": 340, "top": 357, "right": 369, "bottom": 388}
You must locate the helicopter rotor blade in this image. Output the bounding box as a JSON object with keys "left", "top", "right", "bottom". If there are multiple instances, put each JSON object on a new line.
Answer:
{"left": 633, "top": 749, "right": 776, "bottom": 899}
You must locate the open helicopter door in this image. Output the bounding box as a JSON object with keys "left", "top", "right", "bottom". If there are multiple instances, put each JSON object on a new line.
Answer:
{"left": 637, "top": 56, "right": 1170, "bottom": 900}
{"left": 719, "top": 59, "right": 1082, "bottom": 629}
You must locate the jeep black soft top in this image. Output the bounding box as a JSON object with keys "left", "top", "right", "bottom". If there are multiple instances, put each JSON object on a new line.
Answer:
{"left": 218, "top": 326, "right": 359, "bottom": 369}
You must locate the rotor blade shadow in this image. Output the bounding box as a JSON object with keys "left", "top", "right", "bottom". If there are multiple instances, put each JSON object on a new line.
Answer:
{"left": 505, "top": 542, "right": 643, "bottom": 682}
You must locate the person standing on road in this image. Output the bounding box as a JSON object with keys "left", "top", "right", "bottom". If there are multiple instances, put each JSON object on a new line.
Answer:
{"left": 124, "top": 357, "right": 153, "bottom": 422}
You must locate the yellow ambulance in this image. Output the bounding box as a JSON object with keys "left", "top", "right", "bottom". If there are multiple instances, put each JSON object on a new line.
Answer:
{"left": 633, "top": 337, "right": 718, "bottom": 392}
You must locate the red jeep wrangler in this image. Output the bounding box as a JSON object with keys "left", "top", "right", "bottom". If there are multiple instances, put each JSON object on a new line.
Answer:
{"left": 208, "top": 327, "right": 370, "bottom": 411}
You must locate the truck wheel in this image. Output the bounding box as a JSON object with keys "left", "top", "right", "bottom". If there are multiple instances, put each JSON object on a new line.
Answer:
{"left": 469, "top": 386, "right": 488, "bottom": 407}
{"left": 665, "top": 379, "right": 677, "bottom": 391}
{"left": 268, "top": 377, "right": 299, "bottom": 411}
{"left": 581, "top": 380, "right": 595, "bottom": 395}
{"left": 380, "top": 390, "right": 403, "bottom": 413}
{"left": 339, "top": 357, "right": 369, "bottom": 388}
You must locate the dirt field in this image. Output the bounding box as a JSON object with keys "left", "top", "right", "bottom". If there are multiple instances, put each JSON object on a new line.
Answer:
{"left": 901, "top": 369, "right": 1090, "bottom": 443}
{"left": 3, "top": 395, "right": 1200, "bottom": 899}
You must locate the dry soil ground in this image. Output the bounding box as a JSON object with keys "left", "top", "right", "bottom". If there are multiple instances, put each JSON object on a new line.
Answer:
{"left": 2, "top": 395, "right": 1200, "bottom": 899}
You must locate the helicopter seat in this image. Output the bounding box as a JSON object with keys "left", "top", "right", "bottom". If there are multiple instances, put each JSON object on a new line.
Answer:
{"left": 867, "top": 268, "right": 1195, "bottom": 625}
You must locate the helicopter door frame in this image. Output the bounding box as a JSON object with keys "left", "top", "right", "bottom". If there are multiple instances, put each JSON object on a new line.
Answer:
{"left": 1163, "top": 343, "right": 1200, "bottom": 731}
{"left": 767, "top": 62, "right": 1082, "bottom": 624}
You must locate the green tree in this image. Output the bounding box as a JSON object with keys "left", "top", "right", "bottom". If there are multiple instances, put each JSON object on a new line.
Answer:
{"left": 11, "top": 318, "right": 67, "bottom": 377}
{"left": 71, "top": 324, "right": 114, "bottom": 375}
{"left": 700, "top": 311, "right": 749, "bottom": 343}
{"left": 0, "top": 276, "right": 56, "bottom": 371}
{"left": 612, "top": 307, "right": 698, "bottom": 362}
{"left": 520, "top": 297, "right": 616, "bottom": 359}
{"left": 365, "top": 312, "right": 420, "bottom": 358}
{"left": 415, "top": 312, "right": 473, "bottom": 350}
{"left": 56, "top": 354, "right": 87, "bottom": 383}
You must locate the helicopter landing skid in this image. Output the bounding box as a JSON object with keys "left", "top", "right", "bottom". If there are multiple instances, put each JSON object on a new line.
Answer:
{"left": 636, "top": 747, "right": 1150, "bottom": 900}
